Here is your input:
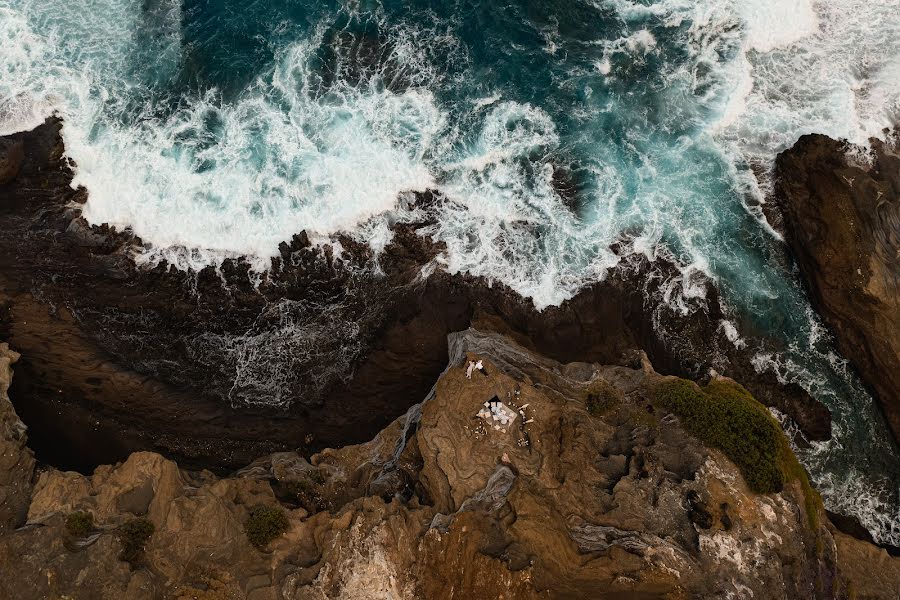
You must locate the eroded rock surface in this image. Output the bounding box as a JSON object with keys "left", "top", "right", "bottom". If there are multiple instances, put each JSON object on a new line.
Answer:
{"left": 0, "top": 330, "right": 890, "bottom": 599}
{"left": 775, "top": 132, "right": 900, "bottom": 443}
{"left": 0, "top": 342, "right": 35, "bottom": 531}
{"left": 0, "top": 138, "right": 23, "bottom": 185}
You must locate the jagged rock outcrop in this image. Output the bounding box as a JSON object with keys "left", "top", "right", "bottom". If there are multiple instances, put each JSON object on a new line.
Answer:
{"left": 0, "top": 342, "right": 35, "bottom": 531}
{"left": 0, "top": 331, "right": 892, "bottom": 599}
{"left": 775, "top": 132, "right": 900, "bottom": 443}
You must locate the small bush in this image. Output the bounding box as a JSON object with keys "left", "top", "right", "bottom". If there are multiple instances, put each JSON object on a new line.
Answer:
{"left": 583, "top": 378, "right": 622, "bottom": 417}
{"left": 118, "top": 518, "right": 155, "bottom": 563}
{"left": 652, "top": 378, "right": 786, "bottom": 493}
{"left": 245, "top": 506, "right": 289, "bottom": 548}
{"left": 65, "top": 511, "right": 94, "bottom": 537}
{"left": 654, "top": 379, "right": 823, "bottom": 527}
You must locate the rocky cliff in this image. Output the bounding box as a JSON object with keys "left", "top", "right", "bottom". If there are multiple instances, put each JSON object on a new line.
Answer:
{"left": 0, "top": 332, "right": 895, "bottom": 599}
{"left": 775, "top": 132, "right": 900, "bottom": 443}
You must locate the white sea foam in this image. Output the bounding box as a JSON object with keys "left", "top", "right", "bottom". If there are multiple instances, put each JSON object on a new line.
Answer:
{"left": 6, "top": 0, "right": 896, "bottom": 310}
{"left": 739, "top": 0, "right": 818, "bottom": 53}
{"left": 0, "top": 7, "right": 59, "bottom": 135}
{"left": 426, "top": 100, "right": 622, "bottom": 308}
{"left": 2, "top": 0, "right": 898, "bottom": 299}
{"left": 715, "top": 0, "right": 900, "bottom": 153}
{"left": 77, "top": 81, "right": 442, "bottom": 264}
{"left": 1, "top": 2, "right": 442, "bottom": 270}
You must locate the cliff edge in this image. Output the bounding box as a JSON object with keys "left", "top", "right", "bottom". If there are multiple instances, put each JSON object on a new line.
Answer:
{"left": 0, "top": 332, "right": 895, "bottom": 599}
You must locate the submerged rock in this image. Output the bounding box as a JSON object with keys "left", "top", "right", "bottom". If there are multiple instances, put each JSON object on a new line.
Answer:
{"left": 775, "top": 131, "right": 900, "bottom": 444}
{"left": 0, "top": 330, "right": 893, "bottom": 598}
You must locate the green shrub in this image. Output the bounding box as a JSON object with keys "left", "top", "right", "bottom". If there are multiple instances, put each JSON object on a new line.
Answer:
{"left": 652, "top": 378, "right": 787, "bottom": 493}
{"left": 583, "top": 378, "right": 622, "bottom": 417}
{"left": 654, "top": 378, "right": 824, "bottom": 527}
{"left": 118, "top": 518, "right": 155, "bottom": 563}
{"left": 65, "top": 511, "right": 94, "bottom": 537}
{"left": 245, "top": 506, "right": 289, "bottom": 548}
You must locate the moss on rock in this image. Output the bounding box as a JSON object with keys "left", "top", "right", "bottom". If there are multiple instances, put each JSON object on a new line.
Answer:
{"left": 118, "top": 518, "right": 155, "bottom": 563}
{"left": 582, "top": 377, "right": 623, "bottom": 417}
{"left": 245, "top": 506, "right": 289, "bottom": 548}
{"left": 651, "top": 377, "right": 817, "bottom": 509}
{"left": 65, "top": 511, "right": 93, "bottom": 537}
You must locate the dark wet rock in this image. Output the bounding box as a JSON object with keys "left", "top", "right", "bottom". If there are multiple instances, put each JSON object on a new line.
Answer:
{"left": 751, "top": 372, "right": 832, "bottom": 443}
{"left": 65, "top": 217, "right": 111, "bottom": 248}
{"left": 719, "top": 502, "right": 732, "bottom": 531}
{"left": 827, "top": 510, "right": 900, "bottom": 557}
{"left": 686, "top": 490, "right": 714, "bottom": 530}
{"left": 0, "top": 138, "right": 24, "bottom": 185}
{"left": 828, "top": 510, "right": 878, "bottom": 545}
{"left": 775, "top": 131, "right": 900, "bottom": 444}
{"left": 0, "top": 118, "right": 832, "bottom": 474}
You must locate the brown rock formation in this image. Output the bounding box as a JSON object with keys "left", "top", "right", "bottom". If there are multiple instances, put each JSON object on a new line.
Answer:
{"left": 0, "top": 342, "right": 35, "bottom": 531}
{"left": 775, "top": 132, "right": 900, "bottom": 443}
{"left": 834, "top": 531, "right": 900, "bottom": 600}
{"left": 0, "top": 330, "right": 891, "bottom": 599}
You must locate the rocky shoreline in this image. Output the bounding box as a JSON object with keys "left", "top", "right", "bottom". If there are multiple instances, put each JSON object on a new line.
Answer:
{"left": 1, "top": 332, "right": 898, "bottom": 599}
{"left": 0, "top": 118, "right": 832, "bottom": 474}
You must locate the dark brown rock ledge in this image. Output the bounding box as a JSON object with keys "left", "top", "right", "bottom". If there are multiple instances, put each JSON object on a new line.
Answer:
{"left": 775, "top": 131, "right": 900, "bottom": 444}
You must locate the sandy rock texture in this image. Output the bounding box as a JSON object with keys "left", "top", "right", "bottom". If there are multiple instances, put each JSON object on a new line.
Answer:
{"left": 0, "top": 330, "right": 893, "bottom": 599}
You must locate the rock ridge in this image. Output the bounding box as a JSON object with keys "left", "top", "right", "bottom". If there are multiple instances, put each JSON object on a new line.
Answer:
{"left": 774, "top": 131, "right": 900, "bottom": 444}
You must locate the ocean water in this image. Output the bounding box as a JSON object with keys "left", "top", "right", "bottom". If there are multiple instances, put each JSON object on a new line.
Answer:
{"left": 1, "top": 0, "right": 899, "bottom": 544}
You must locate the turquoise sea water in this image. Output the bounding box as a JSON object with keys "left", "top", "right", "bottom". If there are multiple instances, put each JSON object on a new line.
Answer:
{"left": 1, "top": 0, "right": 899, "bottom": 543}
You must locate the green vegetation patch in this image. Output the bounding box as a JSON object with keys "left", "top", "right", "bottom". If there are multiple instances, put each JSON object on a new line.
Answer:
{"left": 583, "top": 377, "right": 623, "bottom": 417}
{"left": 652, "top": 377, "right": 819, "bottom": 521}
{"left": 118, "top": 518, "right": 155, "bottom": 563}
{"left": 65, "top": 511, "right": 94, "bottom": 537}
{"left": 245, "top": 506, "right": 290, "bottom": 548}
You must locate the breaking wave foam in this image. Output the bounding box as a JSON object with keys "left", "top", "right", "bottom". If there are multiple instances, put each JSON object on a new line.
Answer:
{"left": 4, "top": 0, "right": 898, "bottom": 307}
